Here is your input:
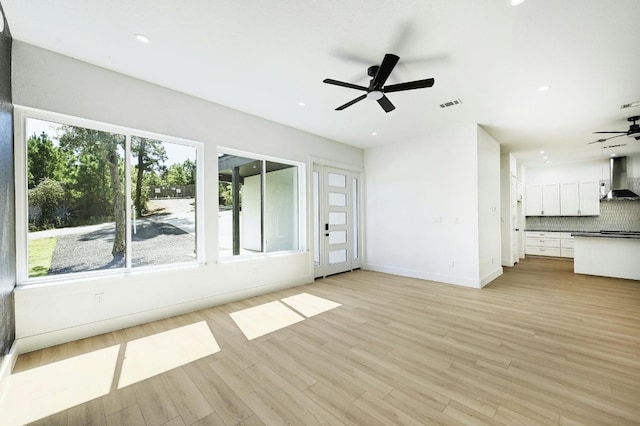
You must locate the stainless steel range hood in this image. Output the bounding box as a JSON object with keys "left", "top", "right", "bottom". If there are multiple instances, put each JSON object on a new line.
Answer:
{"left": 604, "top": 156, "right": 640, "bottom": 200}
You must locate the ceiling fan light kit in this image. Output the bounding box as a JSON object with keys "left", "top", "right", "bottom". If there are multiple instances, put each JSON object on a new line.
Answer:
{"left": 366, "top": 91, "right": 384, "bottom": 101}
{"left": 323, "top": 53, "right": 435, "bottom": 113}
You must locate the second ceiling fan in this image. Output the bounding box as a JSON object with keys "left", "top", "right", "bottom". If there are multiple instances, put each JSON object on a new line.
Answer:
{"left": 323, "top": 53, "right": 435, "bottom": 113}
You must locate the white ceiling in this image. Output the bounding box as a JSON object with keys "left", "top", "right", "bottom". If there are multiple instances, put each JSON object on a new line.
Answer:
{"left": 2, "top": 0, "right": 640, "bottom": 167}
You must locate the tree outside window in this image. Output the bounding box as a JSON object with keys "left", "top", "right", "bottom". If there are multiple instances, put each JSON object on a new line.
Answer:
{"left": 24, "top": 117, "right": 200, "bottom": 280}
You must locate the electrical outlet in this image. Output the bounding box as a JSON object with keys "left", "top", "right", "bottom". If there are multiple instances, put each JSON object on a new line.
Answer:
{"left": 95, "top": 293, "right": 104, "bottom": 304}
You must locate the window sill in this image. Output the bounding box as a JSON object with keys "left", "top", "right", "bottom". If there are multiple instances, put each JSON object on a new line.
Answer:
{"left": 16, "top": 260, "right": 205, "bottom": 289}
{"left": 217, "top": 250, "right": 306, "bottom": 264}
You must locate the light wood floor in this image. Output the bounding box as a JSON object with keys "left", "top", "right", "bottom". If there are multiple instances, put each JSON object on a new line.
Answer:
{"left": 12, "top": 257, "right": 640, "bottom": 425}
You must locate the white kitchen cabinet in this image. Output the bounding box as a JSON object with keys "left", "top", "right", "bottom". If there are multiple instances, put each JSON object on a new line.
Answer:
{"left": 560, "top": 181, "right": 600, "bottom": 216}
{"left": 525, "top": 231, "right": 561, "bottom": 257}
{"left": 525, "top": 184, "right": 543, "bottom": 216}
{"left": 560, "top": 183, "right": 578, "bottom": 215}
{"left": 574, "top": 236, "right": 640, "bottom": 280}
{"left": 578, "top": 181, "right": 600, "bottom": 215}
{"left": 526, "top": 184, "right": 560, "bottom": 216}
{"left": 560, "top": 232, "right": 574, "bottom": 258}
{"left": 542, "top": 184, "right": 560, "bottom": 216}
{"left": 525, "top": 231, "right": 575, "bottom": 258}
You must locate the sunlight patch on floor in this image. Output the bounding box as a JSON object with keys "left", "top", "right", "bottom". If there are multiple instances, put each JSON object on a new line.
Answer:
{"left": 0, "top": 345, "right": 120, "bottom": 426}
{"left": 118, "top": 321, "right": 220, "bottom": 388}
{"left": 281, "top": 293, "right": 342, "bottom": 317}
{"left": 230, "top": 301, "right": 305, "bottom": 340}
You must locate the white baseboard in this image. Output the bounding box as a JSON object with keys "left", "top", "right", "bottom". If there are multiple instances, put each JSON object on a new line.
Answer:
{"left": 14, "top": 277, "right": 312, "bottom": 355}
{"left": 480, "top": 267, "right": 503, "bottom": 287}
{"left": 501, "top": 257, "right": 515, "bottom": 267}
{"left": 0, "top": 341, "right": 18, "bottom": 380}
{"left": 363, "top": 263, "right": 481, "bottom": 288}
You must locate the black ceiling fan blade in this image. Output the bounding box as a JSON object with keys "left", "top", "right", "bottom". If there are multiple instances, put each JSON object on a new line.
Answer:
{"left": 323, "top": 79, "right": 368, "bottom": 91}
{"left": 335, "top": 94, "right": 367, "bottom": 111}
{"left": 330, "top": 48, "right": 374, "bottom": 66}
{"left": 588, "top": 134, "right": 625, "bottom": 144}
{"left": 593, "top": 131, "right": 627, "bottom": 134}
{"left": 372, "top": 54, "right": 399, "bottom": 88}
{"left": 377, "top": 95, "right": 396, "bottom": 113}
{"left": 384, "top": 78, "right": 435, "bottom": 93}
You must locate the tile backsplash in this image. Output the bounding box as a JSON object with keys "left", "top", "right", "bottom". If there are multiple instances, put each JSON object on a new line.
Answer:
{"left": 599, "top": 177, "right": 640, "bottom": 196}
{"left": 525, "top": 200, "right": 640, "bottom": 232}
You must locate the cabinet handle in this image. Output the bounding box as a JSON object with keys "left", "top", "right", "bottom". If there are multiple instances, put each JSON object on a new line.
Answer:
{"left": 541, "top": 210, "right": 544, "bottom": 215}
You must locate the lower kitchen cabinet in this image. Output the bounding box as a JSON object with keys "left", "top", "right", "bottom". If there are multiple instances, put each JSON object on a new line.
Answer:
{"left": 560, "top": 232, "right": 574, "bottom": 258}
{"left": 525, "top": 231, "right": 560, "bottom": 256}
{"left": 525, "top": 231, "right": 575, "bottom": 258}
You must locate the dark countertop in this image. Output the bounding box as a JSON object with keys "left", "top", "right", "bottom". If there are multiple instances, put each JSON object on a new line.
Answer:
{"left": 571, "top": 232, "right": 640, "bottom": 239}
{"left": 525, "top": 229, "right": 583, "bottom": 233}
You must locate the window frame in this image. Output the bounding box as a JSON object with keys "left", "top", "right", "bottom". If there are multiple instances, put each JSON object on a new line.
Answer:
{"left": 217, "top": 146, "right": 306, "bottom": 261}
{"left": 14, "top": 106, "right": 205, "bottom": 286}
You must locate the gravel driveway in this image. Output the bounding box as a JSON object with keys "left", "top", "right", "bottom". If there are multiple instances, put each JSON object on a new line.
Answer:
{"left": 44, "top": 198, "right": 197, "bottom": 275}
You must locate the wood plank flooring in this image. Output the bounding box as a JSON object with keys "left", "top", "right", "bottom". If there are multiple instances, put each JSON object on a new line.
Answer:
{"left": 10, "top": 257, "right": 640, "bottom": 425}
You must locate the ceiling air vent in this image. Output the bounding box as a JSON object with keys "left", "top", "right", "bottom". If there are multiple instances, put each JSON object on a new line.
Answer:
{"left": 440, "top": 98, "right": 462, "bottom": 109}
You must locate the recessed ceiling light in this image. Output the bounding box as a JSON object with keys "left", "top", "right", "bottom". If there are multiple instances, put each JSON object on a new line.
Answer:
{"left": 539, "top": 150, "right": 545, "bottom": 154}
{"left": 135, "top": 33, "right": 150, "bottom": 44}
{"left": 298, "top": 102, "right": 306, "bottom": 107}
{"left": 371, "top": 132, "right": 377, "bottom": 136}
{"left": 509, "top": 0, "right": 526, "bottom": 6}
{"left": 537, "top": 85, "right": 550, "bottom": 92}
{"left": 543, "top": 156, "right": 548, "bottom": 160}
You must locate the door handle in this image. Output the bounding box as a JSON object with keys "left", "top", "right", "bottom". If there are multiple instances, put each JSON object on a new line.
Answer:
{"left": 325, "top": 223, "right": 329, "bottom": 231}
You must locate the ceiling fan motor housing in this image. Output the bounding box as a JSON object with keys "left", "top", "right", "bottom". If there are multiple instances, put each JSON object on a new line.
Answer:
{"left": 323, "top": 53, "right": 434, "bottom": 113}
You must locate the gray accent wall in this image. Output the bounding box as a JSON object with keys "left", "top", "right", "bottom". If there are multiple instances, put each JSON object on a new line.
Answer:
{"left": 0, "top": 3, "right": 15, "bottom": 362}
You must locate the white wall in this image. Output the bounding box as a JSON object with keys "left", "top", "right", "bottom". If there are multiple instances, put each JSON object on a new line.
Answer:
{"left": 477, "top": 127, "right": 502, "bottom": 285}
{"left": 242, "top": 174, "right": 262, "bottom": 251}
{"left": 364, "top": 124, "right": 501, "bottom": 288}
{"left": 265, "top": 167, "right": 298, "bottom": 252}
{"left": 11, "top": 41, "right": 364, "bottom": 352}
{"left": 500, "top": 154, "right": 514, "bottom": 266}
{"left": 527, "top": 155, "right": 640, "bottom": 184}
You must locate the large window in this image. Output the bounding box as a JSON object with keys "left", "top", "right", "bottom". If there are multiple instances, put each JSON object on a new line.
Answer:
{"left": 16, "top": 110, "right": 203, "bottom": 283}
{"left": 218, "top": 150, "right": 302, "bottom": 258}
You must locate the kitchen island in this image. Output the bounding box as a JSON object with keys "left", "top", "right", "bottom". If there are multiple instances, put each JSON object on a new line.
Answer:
{"left": 572, "top": 231, "right": 640, "bottom": 280}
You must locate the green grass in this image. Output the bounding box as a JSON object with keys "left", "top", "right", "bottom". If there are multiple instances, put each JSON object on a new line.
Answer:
{"left": 29, "top": 237, "right": 57, "bottom": 277}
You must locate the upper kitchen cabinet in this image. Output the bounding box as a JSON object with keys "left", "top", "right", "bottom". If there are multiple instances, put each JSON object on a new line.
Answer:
{"left": 526, "top": 183, "right": 560, "bottom": 216}
{"left": 560, "top": 181, "right": 600, "bottom": 216}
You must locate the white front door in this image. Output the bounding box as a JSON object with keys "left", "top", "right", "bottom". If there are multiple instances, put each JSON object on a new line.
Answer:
{"left": 313, "top": 165, "right": 361, "bottom": 278}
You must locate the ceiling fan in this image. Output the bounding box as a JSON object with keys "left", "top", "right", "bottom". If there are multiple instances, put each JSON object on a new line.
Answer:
{"left": 323, "top": 53, "right": 435, "bottom": 113}
{"left": 589, "top": 115, "right": 640, "bottom": 144}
